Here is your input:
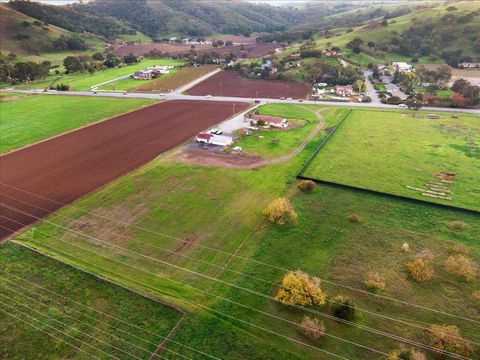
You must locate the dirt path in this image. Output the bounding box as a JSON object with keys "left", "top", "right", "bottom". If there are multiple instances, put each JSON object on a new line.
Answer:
{"left": 178, "top": 107, "right": 326, "bottom": 169}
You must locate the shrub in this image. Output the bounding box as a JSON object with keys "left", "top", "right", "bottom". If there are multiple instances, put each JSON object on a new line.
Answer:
{"left": 348, "top": 213, "right": 362, "bottom": 223}
{"left": 363, "top": 271, "right": 385, "bottom": 292}
{"left": 275, "top": 270, "right": 327, "bottom": 306}
{"left": 297, "top": 180, "right": 315, "bottom": 193}
{"left": 406, "top": 258, "right": 434, "bottom": 282}
{"left": 263, "top": 198, "right": 297, "bottom": 225}
{"left": 449, "top": 220, "right": 467, "bottom": 230}
{"left": 444, "top": 254, "right": 477, "bottom": 281}
{"left": 424, "top": 324, "right": 471, "bottom": 356}
{"left": 388, "top": 347, "right": 426, "bottom": 360}
{"left": 330, "top": 295, "right": 356, "bottom": 321}
{"left": 298, "top": 316, "right": 326, "bottom": 341}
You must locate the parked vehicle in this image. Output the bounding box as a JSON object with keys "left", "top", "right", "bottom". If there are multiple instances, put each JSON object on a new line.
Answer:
{"left": 233, "top": 146, "right": 242, "bottom": 152}
{"left": 209, "top": 128, "right": 223, "bottom": 135}
{"left": 398, "top": 104, "right": 407, "bottom": 108}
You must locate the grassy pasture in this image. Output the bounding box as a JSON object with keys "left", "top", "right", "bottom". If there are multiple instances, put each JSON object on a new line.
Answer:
{"left": 0, "top": 242, "right": 181, "bottom": 360}
{"left": 8, "top": 103, "right": 480, "bottom": 359}
{"left": 302, "top": 108, "right": 480, "bottom": 211}
{"left": 0, "top": 94, "right": 156, "bottom": 153}
{"left": 17, "top": 59, "right": 184, "bottom": 91}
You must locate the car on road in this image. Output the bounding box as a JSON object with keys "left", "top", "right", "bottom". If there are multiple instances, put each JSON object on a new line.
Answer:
{"left": 287, "top": 97, "right": 293, "bottom": 100}
{"left": 280, "top": 97, "right": 286, "bottom": 100}
{"left": 398, "top": 104, "right": 407, "bottom": 108}
{"left": 158, "top": 93, "right": 166, "bottom": 96}
{"left": 209, "top": 128, "right": 223, "bottom": 135}
{"left": 254, "top": 99, "right": 260, "bottom": 104}
{"left": 205, "top": 95, "right": 212, "bottom": 98}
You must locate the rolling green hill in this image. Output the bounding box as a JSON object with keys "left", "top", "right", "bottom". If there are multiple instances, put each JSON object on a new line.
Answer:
{"left": 310, "top": 1, "right": 480, "bottom": 66}
{"left": 0, "top": 4, "right": 105, "bottom": 66}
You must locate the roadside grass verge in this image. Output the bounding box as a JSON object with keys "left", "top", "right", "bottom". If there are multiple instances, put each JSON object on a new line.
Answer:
{"left": 0, "top": 242, "right": 181, "bottom": 359}
{"left": 0, "top": 94, "right": 156, "bottom": 153}
{"left": 302, "top": 108, "right": 480, "bottom": 211}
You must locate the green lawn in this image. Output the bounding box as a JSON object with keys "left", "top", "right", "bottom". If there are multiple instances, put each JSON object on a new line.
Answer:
{"left": 0, "top": 94, "right": 156, "bottom": 153}
{"left": 235, "top": 104, "right": 347, "bottom": 158}
{"left": 0, "top": 242, "right": 181, "bottom": 360}
{"left": 302, "top": 108, "right": 480, "bottom": 211}
{"left": 17, "top": 59, "right": 184, "bottom": 91}
{"left": 8, "top": 103, "right": 480, "bottom": 359}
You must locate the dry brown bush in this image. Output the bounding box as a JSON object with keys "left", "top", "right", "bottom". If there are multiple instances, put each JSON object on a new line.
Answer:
{"left": 449, "top": 220, "right": 467, "bottom": 230}
{"left": 424, "top": 324, "right": 472, "bottom": 357}
{"left": 444, "top": 254, "right": 477, "bottom": 281}
{"left": 406, "top": 258, "right": 434, "bottom": 282}
{"left": 297, "top": 180, "right": 315, "bottom": 193}
{"left": 388, "top": 346, "right": 426, "bottom": 360}
{"left": 263, "top": 197, "right": 297, "bottom": 224}
{"left": 363, "top": 271, "right": 386, "bottom": 292}
{"left": 298, "top": 316, "right": 326, "bottom": 341}
{"left": 348, "top": 213, "right": 362, "bottom": 223}
{"left": 275, "top": 270, "right": 327, "bottom": 306}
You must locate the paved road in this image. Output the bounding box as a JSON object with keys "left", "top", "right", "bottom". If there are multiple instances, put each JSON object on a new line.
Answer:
{"left": 6, "top": 88, "right": 479, "bottom": 114}
{"left": 364, "top": 70, "right": 382, "bottom": 105}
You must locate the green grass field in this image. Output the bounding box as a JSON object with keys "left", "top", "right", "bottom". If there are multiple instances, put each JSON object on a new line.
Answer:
{"left": 302, "top": 108, "right": 480, "bottom": 211}
{"left": 0, "top": 242, "right": 181, "bottom": 359}
{"left": 235, "top": 104, "right": 348, "bottom": 158}
{"left": 6, "top": 103, "right": 480, "bottom": 359}
{"left": 0, "top": 94, "right": 156, "bottom": 153}
{"left": 17, "top": 59, "right": 184, "bottom": 91}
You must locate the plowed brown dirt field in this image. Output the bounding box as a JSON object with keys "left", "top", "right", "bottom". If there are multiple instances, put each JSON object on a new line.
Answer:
{"left": 186, "top": 71, "right": 309, "bottom": 99}
{"left": 0, "top": 100, "right": 248, "bottom": 240}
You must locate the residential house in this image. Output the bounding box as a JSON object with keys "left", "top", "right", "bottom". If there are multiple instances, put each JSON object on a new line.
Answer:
{"left": 335, "top": 85, "right": 354, "bottom": 97}
{"left": 326, "top": 50, "right": 337, "bottom": 57}
{"left": 392, "top": 62, "right": 413, "bottom": 73}
{"left": 290, "top": 53, "right": 301, "bottom": 61}
{"left": 458, "top": 62, "right": 480, "bottom": 68}
{"left": 250, "top": 114, "right": 289, "bottom": 129}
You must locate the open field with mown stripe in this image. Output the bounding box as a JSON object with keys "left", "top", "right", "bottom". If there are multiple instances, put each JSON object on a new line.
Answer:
{"left": 0, "top": 242, "right": 181, "bottom": 359}
{"left": 100, "top": 65, "right": 218, "bottom": 93}
{"left": 6, "top": 103, "right": 479, "bottom": 359}
{"left": 17, "top": 59, "right": 184, "bottom": 91}
{"left": 302, "top": 109, "right": 480, "bottom": 211}
{"left": 0, "top": 94, "right": 156, "bottom": 153}
{"left": 187, "top": 71, "right": 309, "bottom": 99}
{"left": 0, "top": 99, "right": 249, "bottom": 239}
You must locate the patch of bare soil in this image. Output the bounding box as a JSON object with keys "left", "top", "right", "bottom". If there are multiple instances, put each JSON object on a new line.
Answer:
{"left": 68, "top": 203, "right": 148, "bottom": 244}
{"left": 179, "top": 148, "right": 262, "bottom": 168}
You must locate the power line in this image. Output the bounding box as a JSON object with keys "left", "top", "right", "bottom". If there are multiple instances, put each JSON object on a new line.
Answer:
{"left": 3, "top": 192, "right": 478, "bottom": 346}
{"left": 2, "top": 181, "right": 477, "bottom": 325}
{"left": 0, "top": 299, "right": 121, "bottom": 359}
{"left": 1, "top": 221, "right": 354, "bottom": 360}
{"left": 0, "top": 281, "right": 190, "bottom": 360}
{"left": 1, "top": 274, "right": 214, "bottom": 360}
{"left": 0, "top": 292, "right": 144, "bottom": 360}
{"left": 1, "top": 215, "right": 468, "bottom": 360}
{"left": 0, "top": 307, "right": 103, "bottom": 360}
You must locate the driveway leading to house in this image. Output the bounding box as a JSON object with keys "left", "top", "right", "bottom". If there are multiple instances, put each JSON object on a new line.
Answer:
{"left": 364, "top": 70, "right": 382, "bottom": 105}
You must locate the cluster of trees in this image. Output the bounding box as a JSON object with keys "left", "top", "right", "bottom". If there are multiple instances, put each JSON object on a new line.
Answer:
{"left": 450, "top": 79, "right": 480, "bottom": 108}
{"left": 0, "top": 60, "right": 49, "bottom": 83}
{"left": 52, "top": 35, "right": 88, "bottom": 51}
{"left": 306, "top": 59, "right": 363, "bottom": 86}
{"left": 211, "top": 40, "right": 234, "bottom": 48}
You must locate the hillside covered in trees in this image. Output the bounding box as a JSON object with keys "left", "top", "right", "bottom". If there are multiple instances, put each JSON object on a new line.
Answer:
{"left": 7, "top": 0, "right": 357, "bottom": 40}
